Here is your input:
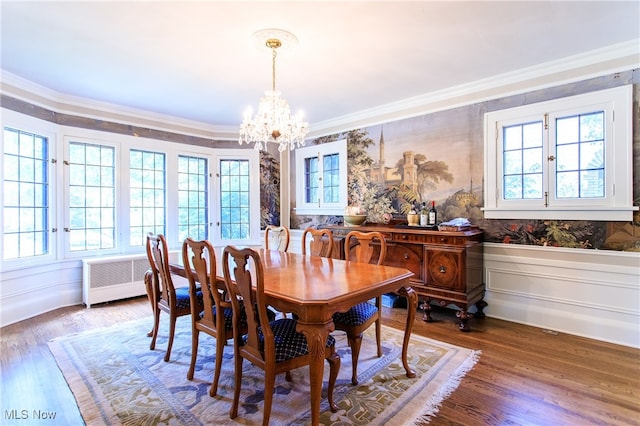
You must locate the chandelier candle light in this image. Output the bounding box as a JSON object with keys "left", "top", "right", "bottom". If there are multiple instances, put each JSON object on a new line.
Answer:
{"left": 239, "top": 29, "right": 309, "bottom": 152}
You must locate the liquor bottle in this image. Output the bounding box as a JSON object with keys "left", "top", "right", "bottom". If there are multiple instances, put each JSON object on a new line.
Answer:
{"left": 427, "top": 201, "right": 437, "bottom": 226}
{"left": 419, "top": 202, "right": 428, "bottom": 226}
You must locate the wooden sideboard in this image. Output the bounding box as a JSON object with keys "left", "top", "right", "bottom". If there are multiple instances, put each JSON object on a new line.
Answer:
{"left": 322, "top": 224, "right": 486, "bottom": 331}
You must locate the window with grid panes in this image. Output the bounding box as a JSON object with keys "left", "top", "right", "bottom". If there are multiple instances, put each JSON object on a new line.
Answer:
{"left": 3, "top": 127, "right": 49, "bottom": 259}
{"left": 295, "top": 139, "right": 348, "bottom": 215}
{"left": 484, "top": 85, "right": 635, "bottom": 221}
{"left": 68, "top": 142, "right": 116, "bottom": 251}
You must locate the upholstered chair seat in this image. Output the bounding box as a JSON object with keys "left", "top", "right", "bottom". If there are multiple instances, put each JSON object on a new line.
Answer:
{"left": 246, "top": 318, "right": 337, "bottom": 363}
{"left": 202, "top": 300, "right": 248, "bottom": 330}
{"left": 332, "top": 302, "right": 378, "bottom": 327}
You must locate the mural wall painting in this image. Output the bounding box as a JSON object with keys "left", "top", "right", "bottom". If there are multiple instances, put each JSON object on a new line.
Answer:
{"left": 259, "top": 150, "right": 281, "bottom": 228}
{"left": 276, "top": 71, "right": 640, "bottom": 251}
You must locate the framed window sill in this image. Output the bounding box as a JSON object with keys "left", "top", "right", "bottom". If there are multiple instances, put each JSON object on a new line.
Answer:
{"left": 295, "top": 207, "right": 345, "bottom": 216}
{"left": 482, "top": 206, "right": 638, "bottom": 221}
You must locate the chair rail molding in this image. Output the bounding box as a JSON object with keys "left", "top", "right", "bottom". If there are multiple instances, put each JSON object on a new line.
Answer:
{"left": 483, "top": 243, "right": 640, "bottom": 348}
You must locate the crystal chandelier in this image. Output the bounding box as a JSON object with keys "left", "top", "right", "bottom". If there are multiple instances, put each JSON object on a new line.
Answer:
{"left": 239, "top": 32, "right": 309, "bottom": 152}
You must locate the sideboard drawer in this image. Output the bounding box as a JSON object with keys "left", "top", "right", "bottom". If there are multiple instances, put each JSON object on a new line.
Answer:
{"left": 391, "top": 232, "right": 429, "bottom": 243}
{"left": 392, "top": 232, "right": 466, "bottom": 246}
{"left": 385, "top": 242, "right": 423, "bottom": 283}
{"left": 425, "top": 234, "right": 465, "bottom": 245}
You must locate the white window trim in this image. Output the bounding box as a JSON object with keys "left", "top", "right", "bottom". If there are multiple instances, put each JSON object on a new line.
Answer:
{"left": 483, "top": 85, "right": 637, "bottom": 221}
{"left": 294, "top": 139, "right": 348, "bottom": 215}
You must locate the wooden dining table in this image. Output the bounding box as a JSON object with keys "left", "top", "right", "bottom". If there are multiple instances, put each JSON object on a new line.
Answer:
{"left": 171, "top": 247, "right": 417, "bottom": 426}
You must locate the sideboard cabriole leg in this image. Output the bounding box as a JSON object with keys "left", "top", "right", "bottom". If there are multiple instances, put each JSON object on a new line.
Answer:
{"left": 456, "top": 310, "right": 473, "bottom": 332}
{"left": 420, "top": 299, "right": 433, "bottom": 322}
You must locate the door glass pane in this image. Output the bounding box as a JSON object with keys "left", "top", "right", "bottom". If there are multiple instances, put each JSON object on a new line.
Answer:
{"left": 178, "top": 155, "right": 208, "bottom": 241}
{"left": 219, "top": 159, "right": 250, "bottom": 240}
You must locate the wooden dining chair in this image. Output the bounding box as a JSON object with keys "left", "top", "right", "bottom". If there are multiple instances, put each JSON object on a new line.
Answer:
{"left": 146, "top": 233, "right": 202, "bottom": 362}
{"left": 222, "top": 245, "right": 340, "bottom": 425}
{"left": 301, "top": 227, "right": 334, "bottom": 258}
{"left": 332, "top": 230, "right": 387, "bottom": 385}
{"left": 264, "top": 225, "right": 290, "bottom": 252}
{"left": 182, "top": 237, "right": 245, "bottom": 397}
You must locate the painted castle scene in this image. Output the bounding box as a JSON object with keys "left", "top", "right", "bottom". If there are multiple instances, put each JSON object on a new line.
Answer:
{"left": 272, "top": 96, "right": 639, "bottom": 252}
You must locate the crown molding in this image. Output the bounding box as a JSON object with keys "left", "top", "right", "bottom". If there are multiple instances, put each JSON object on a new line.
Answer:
{"left": 1, "top": 71, "right": 239, "bottom": 141}
{"left": 308, "top": 39, "right": 640, "bottom": 138}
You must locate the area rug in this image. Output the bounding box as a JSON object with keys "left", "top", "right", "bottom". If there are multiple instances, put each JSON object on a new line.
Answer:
{"left": 49, "top": 316, "right": 480, "bottom": 425}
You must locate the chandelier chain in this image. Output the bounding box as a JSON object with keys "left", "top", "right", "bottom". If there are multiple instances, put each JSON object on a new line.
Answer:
{"left": 271, "top": 46, "right": 277, "bottom": 92}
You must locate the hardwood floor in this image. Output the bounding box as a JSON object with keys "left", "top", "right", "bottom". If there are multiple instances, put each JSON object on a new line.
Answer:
{"left": 1, "top": 296, "right": 638, "bottom": 425}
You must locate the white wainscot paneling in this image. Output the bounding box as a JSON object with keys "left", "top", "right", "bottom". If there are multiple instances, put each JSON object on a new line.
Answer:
{"left": 0, "top": 260, "right": 83, "bottom": 328}
{"left": 484, "top": 243, "right": 640, "bottom": 348}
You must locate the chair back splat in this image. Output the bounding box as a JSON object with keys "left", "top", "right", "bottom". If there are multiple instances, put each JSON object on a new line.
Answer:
{"left": 301, "top": 227, "right": 334, "bottom": 258}
{"left": 345, "top": 230, "right": 387, "bottom": 265}
{"left": 264, "top": 225, "right": 290, "bottom": 252}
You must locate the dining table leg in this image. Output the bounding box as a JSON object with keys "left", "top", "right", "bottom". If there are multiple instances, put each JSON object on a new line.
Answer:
{"left": 398, "top": 286, "right": 417, "bottom": 378}
{"left": 295, "top": 320, "right": 335, "bottom": 426}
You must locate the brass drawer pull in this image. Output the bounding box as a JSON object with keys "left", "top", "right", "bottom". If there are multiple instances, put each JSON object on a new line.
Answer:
{"left": 439, "top": 265, "right": 447, "bottom": 273}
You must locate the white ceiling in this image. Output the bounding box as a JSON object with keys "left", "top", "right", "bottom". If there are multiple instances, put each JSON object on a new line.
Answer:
{"left": 1, "top": 1, "right": 639, "bottom": 133}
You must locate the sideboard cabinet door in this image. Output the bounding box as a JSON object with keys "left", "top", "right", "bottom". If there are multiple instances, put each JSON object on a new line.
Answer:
{"left": 425, "top": 246, "right": 464, "bottom": 291}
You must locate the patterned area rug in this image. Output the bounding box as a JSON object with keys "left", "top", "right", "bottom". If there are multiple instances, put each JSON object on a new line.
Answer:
{"left": 49, "top": 316, "right": 479, "bottom": 425}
